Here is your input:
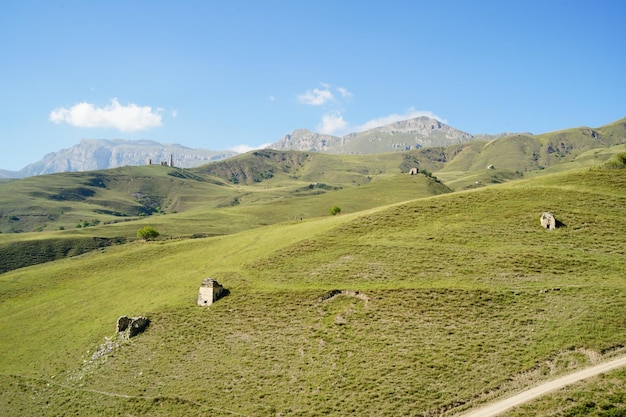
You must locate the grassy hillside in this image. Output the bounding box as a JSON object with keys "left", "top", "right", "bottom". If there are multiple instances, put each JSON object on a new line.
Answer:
{"left": 0, "top": 154, "right": 451, "bottom": 272}
{"left": 0, "top": 165, "right": 237, "bottom": 233}
{"left": 0, "top": 150, "right": 450, "bottom": 236}
{"left": 437, "top": 117, "right": 626, "bottom": 188}
{"left": 3, "top": 115, "right": 624, "bottom": 235}
{"left": 1, "top": 162, "right": 625, "bottom": 416}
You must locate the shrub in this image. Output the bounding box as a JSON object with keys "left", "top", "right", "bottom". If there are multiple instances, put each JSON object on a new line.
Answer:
{"left": 604, "top": 153, "right": 626, "bottom": 169}
{"left": 329, "top": 205, "right": 342, "bottom": 216}
{"left": 137, "top": 226, "right": 160, "bottom": 240}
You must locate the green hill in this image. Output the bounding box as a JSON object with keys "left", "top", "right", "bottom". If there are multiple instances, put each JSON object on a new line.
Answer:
{"left": 3, "top": 116, "right": 625, "bottom": 237}
{"left": 1, "top": 154, "right": 625, "bottom": 415}
{"left": 0, "top": 151, "right": 452, "bottom": 272}
{"left": 0, "top": 150, "right": 449, "bottom": 235}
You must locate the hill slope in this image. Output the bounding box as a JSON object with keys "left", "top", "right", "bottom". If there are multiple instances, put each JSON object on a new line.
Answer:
{"left": 1, "top": 164, "right": 625, "bottom": 416}
{"left": 0, "top": 149, "right": 456, "bottom": 235}
{"left": 0, "top": 150, "right": 453, "bottom": 272}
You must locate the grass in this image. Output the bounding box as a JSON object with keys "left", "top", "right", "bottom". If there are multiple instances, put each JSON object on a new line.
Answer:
{"left": 504, "top": 367, "right": 626, "bottom": 416}
{"left": 0, "top": 166, "right": 449, "bottom": 271}
{"left": 0, "top": 156, "right": 625, "bottom": 415}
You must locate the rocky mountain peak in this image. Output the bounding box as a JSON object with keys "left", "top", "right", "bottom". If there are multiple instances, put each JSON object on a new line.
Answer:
{"left": 12, "top": 139, "right": 236, "bottom": 177}
{"left": 268, "top": 116, "right": 475, "bottom": 153}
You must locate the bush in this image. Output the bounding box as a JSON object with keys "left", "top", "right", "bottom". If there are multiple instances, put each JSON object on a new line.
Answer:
{"left": 137, "top": 226, "right": 160, "bottom": 240}
{"left": 604, "top": 153, "right": 626, "bottom": 170}
{"left": 329, "top": 205, "right": 342, "bottom": 216}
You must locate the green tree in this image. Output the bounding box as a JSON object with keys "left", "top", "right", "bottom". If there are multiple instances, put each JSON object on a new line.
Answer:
{"left": 137, "top": 226, "right": 160, "bottom": 240}
{"left": 329, "top": 205, "right": 342, "bottom": 216}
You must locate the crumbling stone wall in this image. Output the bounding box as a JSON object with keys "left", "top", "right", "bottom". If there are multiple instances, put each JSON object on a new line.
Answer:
{"left": 116, "top": 315, "right": 150, "bottom": 338}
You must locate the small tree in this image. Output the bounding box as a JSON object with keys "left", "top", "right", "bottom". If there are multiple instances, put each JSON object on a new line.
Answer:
{"left": 329, "top": 205, "right": 342, "bottom": 216}
{"left": 137, "top": 226, "right": 160, "bottom": 241}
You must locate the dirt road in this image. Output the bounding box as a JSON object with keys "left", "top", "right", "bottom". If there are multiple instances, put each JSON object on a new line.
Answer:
{"left": 459, "top": 356, "right": 626, "bottom": 417}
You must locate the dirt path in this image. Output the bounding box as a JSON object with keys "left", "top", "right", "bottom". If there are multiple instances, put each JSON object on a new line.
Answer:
{"left": 459, "top": 356, "right": 626, "bottom": 417}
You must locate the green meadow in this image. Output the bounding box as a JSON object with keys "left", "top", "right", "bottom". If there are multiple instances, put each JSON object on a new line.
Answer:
{"left": 1, "top": 142, "right": 626, "bottom": 415}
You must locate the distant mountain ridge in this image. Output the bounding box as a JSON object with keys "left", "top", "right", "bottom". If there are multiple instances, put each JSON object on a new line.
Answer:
{"left": 4, "top": 139, "right": 237, "bottom": 178}
{"left": 268, "top": 116, "right": 506, "bottom": 153}
{"left": 2, "top": 116, "right": 489, "bottom": 178}
{"left": 2, "top": 116, "right": 624, "bottom": 178}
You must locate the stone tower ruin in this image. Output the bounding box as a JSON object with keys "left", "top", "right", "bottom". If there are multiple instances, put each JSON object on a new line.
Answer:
{"left": 540, "top": 212, "right": 556, "bottom": 230}
{"left": 198, "top": 278, "right": 224, "bottom": 306}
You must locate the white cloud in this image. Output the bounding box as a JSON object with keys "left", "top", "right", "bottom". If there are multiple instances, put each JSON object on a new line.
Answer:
{"left": 297, "top": 87, "right": 334, "bottom": 106}
{"left": 318, "top": 112, "right": 348, "bottom": 135}
{"left": 269, "top": 95, "right": 276, "bottom": 101}
{"left": 354, "top": 109, "right": 447, "bottom": 132}
{"left": 49, "top": 98, "right": 163, "bottom": 131}
{"left": 337, "top": 87, "right": 352, "bottom": 98}
{"left": 230, "top": 143, "right": 273, "bottom": 154}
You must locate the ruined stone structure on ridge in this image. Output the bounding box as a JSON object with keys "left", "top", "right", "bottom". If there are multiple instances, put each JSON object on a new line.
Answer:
{"left": 146, "top": 153, "right": 174, "bottom": 167}
{"left": 409, "top": 167, "right": 418, "bottom": 175}
{"left": 540, "top": 212, "right": 556, "bottom": 230}
{"left": 198, "top": 278, "right": 224, "bottom": 306}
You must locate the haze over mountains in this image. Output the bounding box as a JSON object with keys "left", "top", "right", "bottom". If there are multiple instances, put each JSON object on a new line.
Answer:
{"left": 1, "top": 117, "right": 514, "bottom": 178}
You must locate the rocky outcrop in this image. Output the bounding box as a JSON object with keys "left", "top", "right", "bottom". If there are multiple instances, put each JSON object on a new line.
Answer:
{"left": 269, "top": 116, "right": 477, "bottom": 154}
{"left": 271, "top": 129, "right": 341, "bottom": 152}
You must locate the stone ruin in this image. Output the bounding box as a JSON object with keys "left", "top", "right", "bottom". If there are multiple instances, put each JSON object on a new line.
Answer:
{"left": 198, "top": 278, "right": 224, "bottom": 306}
{"left": 147, "top": 154, "right": 174, "bottom": 167}
{"left": 409, "top": 167, "right": 418, "bottom": 175}
{"left": 116, "top": 315, "right": 150, "bottom": 338}
{"left": 87, "top": 316, "right": 150, "bottom": 362}
{"left": 540, "top": 212, "right": 557, "bottom": 230}
{"left": 319, "top": 289, "right": 369, "bottom": 303}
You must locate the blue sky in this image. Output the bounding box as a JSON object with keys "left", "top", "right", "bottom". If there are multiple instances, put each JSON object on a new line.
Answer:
{"left": 1, "top": 1, "right": 624, "bottom": 171}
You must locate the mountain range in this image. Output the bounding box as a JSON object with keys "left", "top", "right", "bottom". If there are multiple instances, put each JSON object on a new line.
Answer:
{"left": 1, "top": 117, "right": 518, "bottom": 178}
{"left": 0, "top": 139, "right": 237, "bottom": 178}
{"left": 2, "top": 116, "right": 625, "bottom": 178}
{"left": 270, "top": 116, "right": 516, "bottom": 154}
